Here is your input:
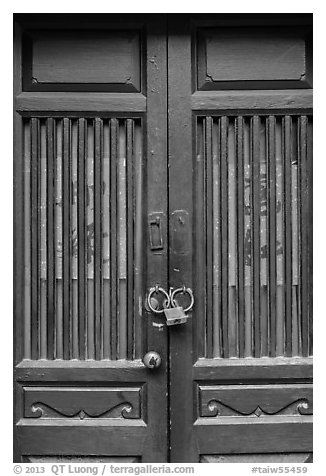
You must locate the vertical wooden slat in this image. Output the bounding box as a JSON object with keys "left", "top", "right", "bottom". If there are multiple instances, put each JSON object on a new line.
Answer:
{"left": 78, "top": 118, "right": 87, "bottom": 359}
{"left": 55, "top": 120, "right": 63, "bottom": 359}
{"left": 24, "top": 121, "right": 31, "bottom": 359}
{"left": 126, "top": 119, "right": 134, "bottom": 359}
{"left": 94, "top": 118, "right": 103, "bottom": 360}
{"left": 252, "top": 116, "right": 261, "bottom": 357}
{"left": 205, "top": 117, "right": 213, "bottom": 358}
{"left": 86, "top": 122, "right": 95, "bottom": 359}
{"left": 62, "top": 118, "right": 71, "bottom": 360}
{"left": 212, "top": 119, "right": 221, "bottom": 358}
{"left": 102, "top": 120, "right": 111, "bottom": 359}
{"left": 244, "top": 119, "right": 252, "bottom": 357}
{"left": 118, "top": 122, "right": 127, "bottom": 359}
{"left": 236, "top": 116, "right": 245, "bottom": 358}
{"left": 30, "top": 118, "right": 40, "bottom": 360}
{"left": 291, "top": 119, "right": 299, "bottom": 356}
{"left": 220, "top": 116, "right": 229, "bottom": 358}
{"left": 228, "top": 120, "right": 237, "bottom": 357}
{"left": 299, "top": 115, "right": 309, "bottom": 356}
{"left": 110, "top": 119, "right": 118, "bottom": 359}
{"left": 307, "top": 118, "right": 313, "bottom": 356}
{"left": 267, "top": 116, "right": 277, "bottom": 357}
{"left": 71, "top": 122, "right": 78, "bottom": 359}
{"left": 284, "top": 116, "right": 293, "bottom": 356}
{"left": 134, "top": 122, "right": 143, "bottom": 359}
{"left": 39, "top": 122, "right": 47, "bottom": 359}
{"left": 196, "top": 119, "right": 206, "bottom": 357}
{"left": 46, "top": 118, "right": 55, "bottom": 360}
{"left": 275, "top": 119, "right": 284, "bottom": 355}
{"left": 259, "top": 120, "right": 268, "bottom": 357}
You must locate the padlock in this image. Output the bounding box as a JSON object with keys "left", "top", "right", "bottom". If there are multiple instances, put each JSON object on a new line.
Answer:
{"left": 163, "top": 306, "right": 188, "bottom": 326}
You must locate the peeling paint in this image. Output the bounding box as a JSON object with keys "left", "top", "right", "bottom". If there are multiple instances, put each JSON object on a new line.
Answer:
{"left": 149, "top": 56, "right": 159, "bottom": 71}
{"left": 152, "top": 322, "right": 164, "bottom": 330}
{"left": 138, "top": 296, "right": 142, "bottom": 317}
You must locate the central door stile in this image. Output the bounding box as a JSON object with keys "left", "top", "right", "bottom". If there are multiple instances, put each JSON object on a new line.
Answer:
{"left": 168, "top": 17, "right": 197, "bottom": 462}
{"left": 142, "top": 15, "right": 169, "bottom": 462}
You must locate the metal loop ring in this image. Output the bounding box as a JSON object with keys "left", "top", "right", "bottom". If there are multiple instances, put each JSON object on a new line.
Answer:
{"left": 147, "top": 286, "right": 171, "bottom": 314}
{"left": 171, "top": 287, "right": 194, "bottom": 312}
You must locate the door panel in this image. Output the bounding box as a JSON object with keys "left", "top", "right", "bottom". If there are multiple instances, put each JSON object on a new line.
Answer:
{"left": 14, "top": 13, "right": 313, "bottom": 463}
{"left": 22, "top": 116, "right": 143, "bottom": 361}
{"left": 168, "top": 14, "right": 312, "bottom": 462}
{"left": 195, "top": 114, "right": 313, "bottom": 358}
{"left": 14, "top": 14, "right": 168, "bottom": 462}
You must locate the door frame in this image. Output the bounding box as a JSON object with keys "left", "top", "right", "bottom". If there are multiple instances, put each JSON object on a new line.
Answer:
{"left": 167, "top": 13, "right": 313, "bottom": 462}
{"left": 13, "top": 13, "right": 169, "bottom": 462}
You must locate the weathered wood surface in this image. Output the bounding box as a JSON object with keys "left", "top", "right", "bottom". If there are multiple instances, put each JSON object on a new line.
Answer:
{"left": 193, "top": 357, "right": 313, "bottom": 381}
{"left": 197, "top": 27, "right": 311, "bottom": 89}
{"left": 194, "top": 418, "right": 312, "bottom": 454}
{"left": 29, "top": 30, "right": 141, "bottom": 90}
{"left": 191, "top": 90, "right": 312, "bottom": 111}
{"left": 16, "top": 93, "right": 147, "bottom": 113}
{"left": 16, "top": 420, "right": 147, "bottom": 455}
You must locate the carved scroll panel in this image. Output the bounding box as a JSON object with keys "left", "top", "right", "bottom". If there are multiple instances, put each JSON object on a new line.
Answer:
{"left": 199, "top": 384, "right": 313, "bottom": 418}
{"left": 24, "top": 386, "right": 142, "bottom": 420}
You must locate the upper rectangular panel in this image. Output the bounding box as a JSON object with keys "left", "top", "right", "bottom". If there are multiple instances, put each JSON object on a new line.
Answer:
{"left": 23, "top": 30, "right": 142, "bottom": 92}
{"left": 196, "top": 26, "right": 312, "bottom": 90}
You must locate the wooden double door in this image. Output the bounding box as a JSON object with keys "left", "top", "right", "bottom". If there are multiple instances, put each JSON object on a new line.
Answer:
{"left": 14, "top": 14, "right": 313, "bottom": 463}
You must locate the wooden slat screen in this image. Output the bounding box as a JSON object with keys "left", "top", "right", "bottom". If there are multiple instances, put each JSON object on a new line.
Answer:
{"left": 196, "top": 115, "right": 312, "bottom": 358}
{"left": 23, "top": 117, "right": 143, "bottom": 360}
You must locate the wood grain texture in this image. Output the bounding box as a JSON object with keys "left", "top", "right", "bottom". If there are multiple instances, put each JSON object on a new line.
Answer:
{"left": 15, "top": 359, "right": 147, "bottom": 382}
{"left": 46, "top": 119, "right": 55, "bottom": 360}
{"left": 267, "top": 116, "right": 277, "bottom": 357}
{"left": 24, "top": 387, "right": 142, "bottom": 419}
{"left": 220, "top": 117, "right": 229, "bottom": 357}
{"left": 23, "top": 456, "right": 141, "bottom": 462}
{"left": 194, "top": 418, "right": 312, "bottom": 454}
{"left": 16, "top": 421, "right": 147, "bottom": 456}
{"left": 205, "top": 117, "right": 213, "bottom": 357}
{"left": 30, "top": 118, "right": 40, "bottom": 360}
{"left": 236, "top": 117, "right": 245, "bottom": 358}
{"left": 94, "top": 118, "right": 103, "bottom": 360}
{"left": 142, "top": 15, "right": 169, "bottom": 462}
{"left": 284, "top": 116, "right": 293, "bottom": 356}
{"left": 191, "top": 90, "right": 312, "bottom": 111}
{"left": 197, "top": 27, "right": 309, "bottom": 89}
{"left": 77, "top": 119, "right": 87, "bottom": 359}
{"left": 26, "top": 30, "right": 141, "bottom": 92}
{"left": 200, "top": 453, "right": 312, "bottom": 463}
{"left": 199, "top": 383, "right": 312, "bottom": 417}
{"left": 193, "top": 357, "right": 312, "bottom": 381}
{"left": 16, "top": 93, "right": 146, "bottom": 114}
{"left": 198, "top": 114, "right": 312, "bottom": 359}
{"left": 21, "top": 117, "right": 143, "bottom": 362}
{"left": 168, "top": 17, "right": 197, "bottom": 462}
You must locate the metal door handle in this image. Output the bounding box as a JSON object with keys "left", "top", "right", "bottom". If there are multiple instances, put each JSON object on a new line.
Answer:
{"left": 170, "top": 286, "right": 194, "bottom": 312}
{"left": 143, "top": 351, "right": 162, "bottom": 369}
{"left": 147, "top": 285, "right": 171, "bottom": 313}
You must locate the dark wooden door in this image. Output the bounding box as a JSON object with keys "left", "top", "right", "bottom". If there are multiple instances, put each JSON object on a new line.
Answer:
{"left": 168, "top": 14, "right": 313, "bottom": 462}
{"left": 14, "top": 14, "right": 169, "bottom": 463}
{"left": 14, "top": 14, "right": 313, "bottom": 463}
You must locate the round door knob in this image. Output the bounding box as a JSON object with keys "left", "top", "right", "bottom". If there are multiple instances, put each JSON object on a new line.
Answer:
{"left": 143, "top": 351, "right": 162, "bottom": 369}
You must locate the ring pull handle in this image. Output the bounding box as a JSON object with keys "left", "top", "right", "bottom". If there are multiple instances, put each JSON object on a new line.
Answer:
{"left": 171, "top": 286, "right": 194, "bottom": 313}
{"left": 147, "top": 286, "right": 171, "bottom": 314}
